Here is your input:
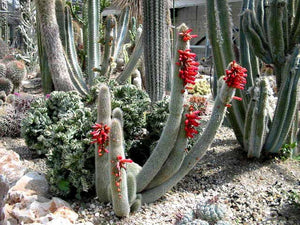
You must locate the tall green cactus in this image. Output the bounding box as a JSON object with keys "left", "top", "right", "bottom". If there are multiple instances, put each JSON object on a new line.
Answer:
{"left": 143, "top": 0, "right": 168, "bottom": 102}
{"left": 206, "top": 0, "right": 300, "bottom": 157}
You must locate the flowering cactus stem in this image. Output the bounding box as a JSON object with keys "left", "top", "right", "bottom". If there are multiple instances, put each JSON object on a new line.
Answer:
{"left": 141, "top": 81, "right": 235, "bottom": 203}
{"left": 101, "top": 15, "right": 117, "bottom": 77}
{"left": 136, "top": 24, "right": 188, "bottom": 193}
{"left": 95, "top": 84, "right": 111, "bottom": 202}
{"left": 116, "top": 27, "right": 143, "bottom": 84}
{"left": 145, "top": 117, "right": 188, "bottom": 190}
{"left": 244, "top": 78, "right": 269, "bottom": 158}
{"left": 264, "top": 46, "right": 300, "bottom": 153}
{"left": 109, "top": 119, "right": 130, "bottom": 217}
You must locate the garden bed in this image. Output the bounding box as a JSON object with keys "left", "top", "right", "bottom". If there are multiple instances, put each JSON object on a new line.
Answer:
{"left": 2, "top": 123, "right": 299, "bottom": 225}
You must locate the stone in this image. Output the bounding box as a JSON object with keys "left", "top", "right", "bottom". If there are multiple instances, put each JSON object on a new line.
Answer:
{"left": 0, "top": 148, "right": 26, "bottom": 187}
{"left": 53, "top": 206, "right": 79, "bottom": 223}
{"left": 10, "top": 172, "right": 49, "bottom": 196}
{"left": 0, "top": 175, "right": 9, "bottom": 222}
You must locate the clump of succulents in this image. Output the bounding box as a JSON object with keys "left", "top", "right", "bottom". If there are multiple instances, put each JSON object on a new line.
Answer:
{"left": 187, "top": 78, "right": 211, "bottom": 96}
{"left": 21, "top": 91, "right": 95, "bottom": 197}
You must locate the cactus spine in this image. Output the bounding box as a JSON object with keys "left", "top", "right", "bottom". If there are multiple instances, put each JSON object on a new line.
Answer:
{"left": 143, "top": 0, "right": 168, "bottom": 102}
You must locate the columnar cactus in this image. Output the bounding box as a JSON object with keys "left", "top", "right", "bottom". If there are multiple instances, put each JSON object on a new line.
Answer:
{"left": 142, "top": 0, "right": 168, "bottom": 102}
{"left": 0, "top": 63, "right": 6, "bottom": 77}
{"left": 206, "top": 0, "right": 300, "bottom": 157}
{"left": 101, "top": 15, "right": 117, "bottom": 77}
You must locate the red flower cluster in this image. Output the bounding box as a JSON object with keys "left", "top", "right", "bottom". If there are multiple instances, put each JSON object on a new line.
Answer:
{"left": 90, "top": 123, "right": 110, "bottom": 157}
{"left": 185, "top": 106, "right": 201, "bottom": 138}
{"left": 224, "top": 60, "right": 247, "bottom": 90}
{"left": 176, "top": 49, "right": 199, "bottom": 90}
{"left": 179, "top": 28, "right": 198, "bottom": 42}
{"left": 111, "top": 155, "right": 133, "bottom": 199}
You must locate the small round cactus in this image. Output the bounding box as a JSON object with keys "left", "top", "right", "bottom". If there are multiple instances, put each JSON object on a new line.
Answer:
{"left": 175, "top": 211, "right": 194, "bottom": 225}
{"left": 5, "top": 60, "right": 26, "bottom": 92}
{"left": 0, "top": 77, "right": 13, "bottom": 95}
{"left": 0, "top": 62, "right": 6, "bottom": 77}
{"left": 6, "top": 94, "right": 15, "bottom": 104}
{"left": 0, "top": 99, "right": 3, "bottom": 106}
{"left": 194, "top": 199, "right": 230, "bottom": 222}
{"left": 188, "top": 219, "right": 209, "bottom": 225}
{"left": 0, "top": 90, "right": 6, "bottom": 102}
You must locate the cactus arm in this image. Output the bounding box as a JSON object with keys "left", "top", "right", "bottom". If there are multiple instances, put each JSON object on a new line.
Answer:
{"left": 246, "top": 79, "right": 269, "bottom": 158}
{"left": 290, "top": 0, "right": 300, "bottom": 51}
{"left": 141, "top": 81, "right": 236, "bottom": 203}
{"left": 264, "top": 47, "right": 300, "bottom": 153}
{"left": 242, "top": 10, "right": 273, "bottom": 64}
{"left": 216, "top": 0, "right": 235, "bottom": 63}
{"left": 65, "top": 6, "right": 89, "bottom": 94}
{"left": 267, "top": 0, "right": 286, "bottom": 67}
{"left": 112, "top": 107, "right": 124, "bottom": 127}
{"left": 109, "top": 119, "right": 130, "bottom": 217}
{"left": 112, "top": 7, "right": 130, "bottom": 64}
{"left": 136, "top": 24, "right": 188, "bottom": 193}
{"left": 206, "top": 0, "right": 225, "bottom": 78}
{"left": 87, "top": 0, "right": 100, "bottom": 86}
{"left": 95, "top": 84, "right": 111, "bottom": 202}
{"left": 282, "top": 4, "right": 289, "bottom": 54}
{"left": 116, "top": 27, "right": 143, "bottom": 84}
{"left": 145, "top": 117, "right": 188, "bottom": 190}
{"left": 101, "top": 15, "right": 117, "bottom": 77}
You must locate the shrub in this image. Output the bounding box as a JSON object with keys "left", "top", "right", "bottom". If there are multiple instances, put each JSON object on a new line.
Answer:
{"left": 21, "top": 91, "right": 95, "bottom": 197}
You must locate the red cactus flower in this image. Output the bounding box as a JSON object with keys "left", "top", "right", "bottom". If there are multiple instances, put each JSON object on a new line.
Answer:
{"left": 176, "top": 49, "right": 200, "bottom": 89}
{"left": 179, "top": 28, "right": 198, "bottom": 42}
{"left": 185, "top": 106, "right": 201, "bottom": 138}
{"left": 90, "top": 123, "right": 110, "bottom": 157}
{"left": 223, "top": 60, "right": 247, "bottom": 90}
{"left": 111, "top": 155, "right": 133, "bottom": 198}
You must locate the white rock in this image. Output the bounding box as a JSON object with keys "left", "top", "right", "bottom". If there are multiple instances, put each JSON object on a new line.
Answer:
{"left": 0, "top": 148, "right": 26, "bottom": 186}
{"left": 10, "top": 172, "right": 49, "bottom": 196}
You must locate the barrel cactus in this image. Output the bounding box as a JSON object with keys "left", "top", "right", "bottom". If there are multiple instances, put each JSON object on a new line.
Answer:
{"left": 0, "top": 63, "right": 6, "bottom": 77}
{"left": 6, "top": 60, "right": 27, "bottom": 92}
{"left": 194, "top": 199, "right": 230, "bottom": 222}
{"left": 0, "top": 77, "right": 13, "bottom": 95}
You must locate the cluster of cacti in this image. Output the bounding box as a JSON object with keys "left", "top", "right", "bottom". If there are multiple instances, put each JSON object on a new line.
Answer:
{"left": 89, "top": 24, "right": 248, "bottom": 217}
{"left": 187, "top": 79, "right": 211, "bottom": 96}
{"left": 206, "top": 0, "right": 300, "bottom": 157}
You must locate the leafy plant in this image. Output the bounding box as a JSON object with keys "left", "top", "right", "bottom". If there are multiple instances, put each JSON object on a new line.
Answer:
{"left": 279, "top": 142, "right": 297, "bottom": 161}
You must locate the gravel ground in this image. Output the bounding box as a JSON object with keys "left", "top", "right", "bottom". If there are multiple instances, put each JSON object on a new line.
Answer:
{"left": 2, "top": 123, "right": 300, "bottom": 225}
